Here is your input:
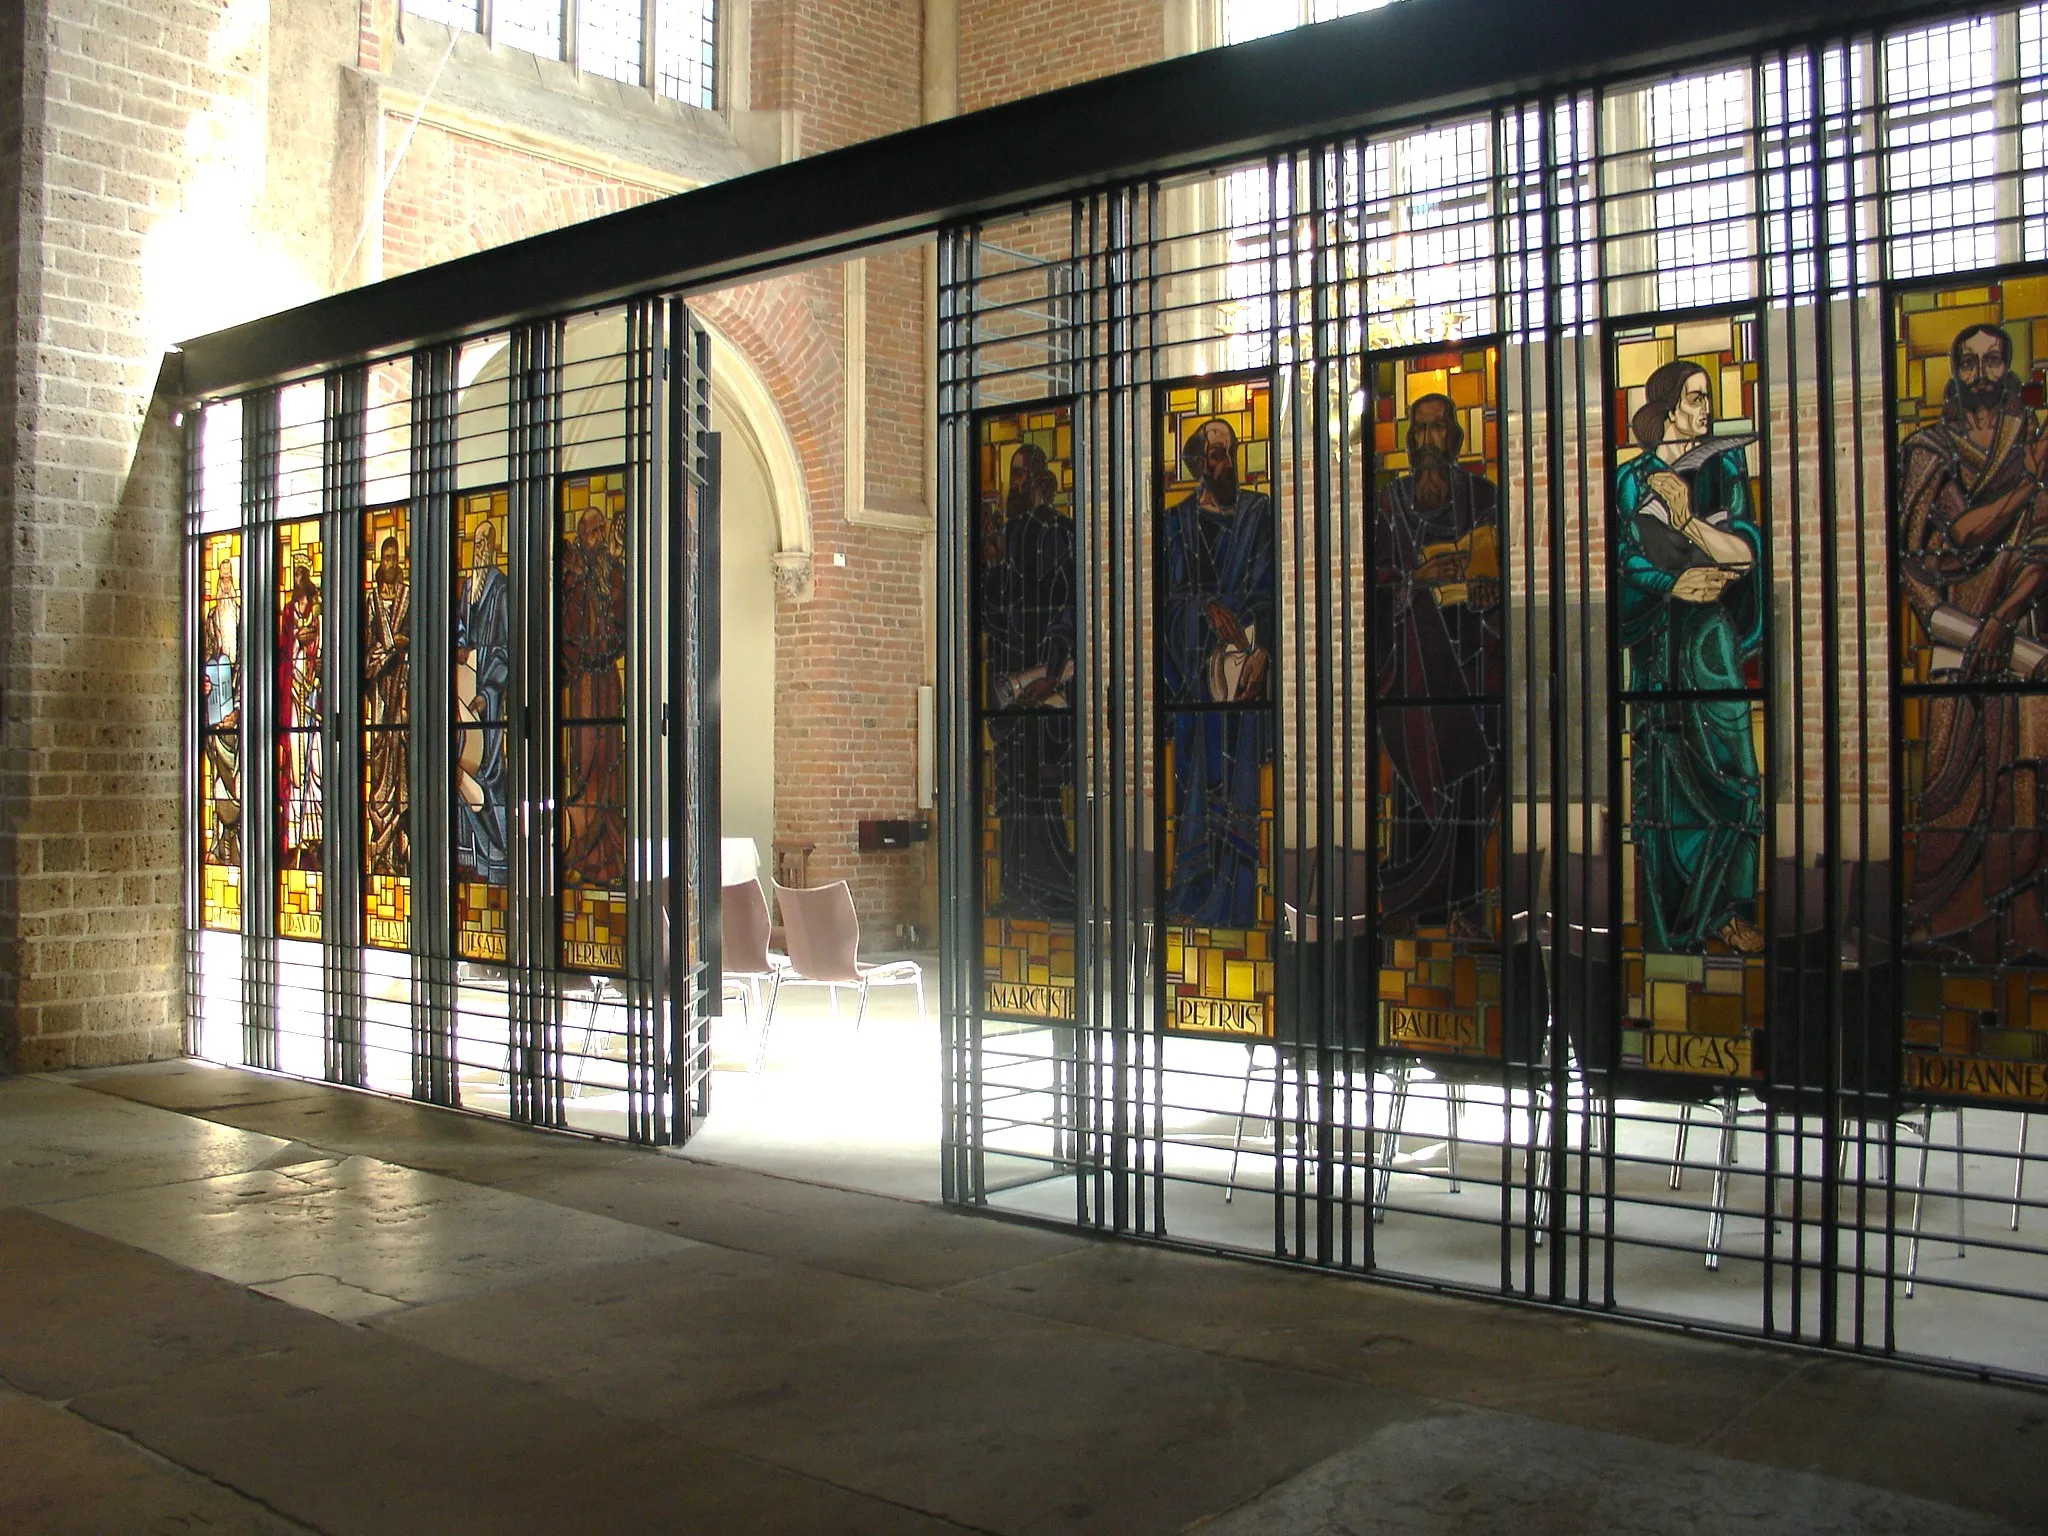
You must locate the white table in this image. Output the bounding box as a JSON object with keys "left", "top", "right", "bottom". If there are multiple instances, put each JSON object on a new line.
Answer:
{"left": 721, "top": 836, "right": 761, "bottom": 888}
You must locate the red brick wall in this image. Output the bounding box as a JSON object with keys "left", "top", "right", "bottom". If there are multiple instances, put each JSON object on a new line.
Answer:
{"left": 958, "top": 0, "right": 1164, "bottom": 115}
{"left": 379, "top": 125, "right": 669, "bottom": 278}
{"left": 752, "top": 0, "right": 923, "bottom": 154}
{"left": 743, "top": 0, "right": 930, "bottom": 931}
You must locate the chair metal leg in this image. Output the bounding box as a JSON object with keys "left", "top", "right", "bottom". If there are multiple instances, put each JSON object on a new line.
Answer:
{"left": 2015, "top": 1113, "right": 2031, "bottom": 1232}
{"left": 1226, "top": 1044, "right": 1260, "bottom": 1203}
{"left": 1955, "top": 1109, "right": 1968, "bottom": 1258}
{"left": 1375, "top": 1066, "right": 1411, "bottom": 1222}
{"left": 1706, "top": 1094, "right": 1738, "bottom": 1271}
{"left": 854, "top": 979, "right": 871, "bottom": 1032}
{"left": 1907, "top": 1109, "right": 1934, "bottom": 1298}
{"left": 1671, "top": 1102, "right": 1693, "bottom": 1190}
{"left": 752, "top": 971, "right": 782, "bottom": 1073}
{"left": 1447, "top": 1083, "right": 1464, "bottom": 1194}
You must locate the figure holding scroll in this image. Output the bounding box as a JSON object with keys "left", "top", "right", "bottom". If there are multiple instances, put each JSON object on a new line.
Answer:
{"left": 1900, "top": 322, "right": 2048, "bottom": 962}
{"left": 1614, "top": 360, "right": 1765, "bottom": 955}
{"left": 1373, "top": 393, "right": 1503, "bottom": 935}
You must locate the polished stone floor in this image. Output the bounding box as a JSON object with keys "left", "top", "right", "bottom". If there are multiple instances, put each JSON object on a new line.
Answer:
{"left": 2, "top": 1060, "right": 2043, "bottom": 1535}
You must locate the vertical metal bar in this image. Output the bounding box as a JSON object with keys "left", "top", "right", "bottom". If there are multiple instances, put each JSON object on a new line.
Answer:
{"left": 1310, "top": 142, "right": 1338, "bottom": 1266}
{"left": 181, "top": 410, "right": 205, "bottom": 1057}
{"left": 693, "top": 425, "right": 724, "bottom": 1138}
{"left": 414, "top": 344, "right": 459, "bottom": 1106}
{"left": 1806, "top": 37, "right": 1848, "bottom": 1351}
{"left": 1544, "top": 93, "right": 1574, "bottom": 1302}
{"left": 243, "top": 388, "right": 280, "bottom": 1074}
{"left": 325, "top": 369, "right": 368, "bottom": 1089}
{"left": 935, "top": 228, "right": 965, "bottom": 1206}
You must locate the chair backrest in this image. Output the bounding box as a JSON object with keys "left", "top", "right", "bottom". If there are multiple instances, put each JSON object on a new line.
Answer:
{"left": 722, "top": 878, "right": 775, "bottom": 977}
{"left": 773, "top": 880, "right": 863, "bottom": 984}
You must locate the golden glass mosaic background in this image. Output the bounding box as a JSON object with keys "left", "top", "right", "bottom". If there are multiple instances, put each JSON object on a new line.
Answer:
{"left": 1894, "top": 270, "right": 2048, "bottom": 1106}
{"left": 1610, "top": 311, "right": 1767, "bottom": 1083}
{"left": 1157, "top": 368, "right": 1277, "bottom": 1040}
{"left": 199, "top": 530, "right": 243, "bottom": 932}
{"left": 1370, "top": 344, "right": 1507, "bottom": 1061}
{"left": 976, "top": 402, "right": 1078, "bottom": 1024}
{"left": 557, "top": 471, "right": 630, "bottom": 975}
{"left": 454, "top": 486, "right": 511, "bottom": 964}
{"left": 275, "top": 518, "right": 324, "bottom": 942}
{"left": 363, "top": 502, "right": 411, "bottom": 950}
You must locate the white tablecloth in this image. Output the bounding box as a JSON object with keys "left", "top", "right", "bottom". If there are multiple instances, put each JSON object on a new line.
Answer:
{"left": 721, "top": 836, "right": 762, "bottom": 888}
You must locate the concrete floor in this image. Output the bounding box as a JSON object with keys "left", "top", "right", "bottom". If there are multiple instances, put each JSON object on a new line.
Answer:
{"left": 1, "top": 1062, "right": 2044, "bottom": 1534}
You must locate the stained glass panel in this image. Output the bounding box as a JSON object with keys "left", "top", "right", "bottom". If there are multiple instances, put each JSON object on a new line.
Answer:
{"left": 200, "top": 531, "right": 243, "bottom": 931}
{"left": 1609, "top": 312, "right": 1767, "bottom": 1083}
{"left": 363, "top": 502, "right": 411, "bottom": 951}
{"left": 976, "top": 402, "right": 1078, "bottom": 1024}
{"left": 1895, "top": 270, "right": 2048, "bottom": 1106}
{"left": 1157, "top": 371, "right": 1277, "bottom": 1039}
{"left": 558, "top": 470, "right": 629, "bottom": 976}
{"left": 275, "top": 519, "right": 324, "bottom": 941}
{"left": 454, "top": 487, "right": 511, "bottom": 963}
{"left": 1370, "top": 344, "right": 1507, "bottom": 1061}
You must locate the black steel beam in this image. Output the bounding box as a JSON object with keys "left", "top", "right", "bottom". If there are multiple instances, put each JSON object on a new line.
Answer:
{"left": 177, "top": 0, "right": 1978, "bottom": 396}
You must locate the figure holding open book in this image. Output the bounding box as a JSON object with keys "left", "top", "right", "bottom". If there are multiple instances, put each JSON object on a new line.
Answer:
{"left": 1899, "top": 321, "right": 2048, "bottom": 962}
{"left": 1615, "top": 359, "right": 1765, "bottom": 955}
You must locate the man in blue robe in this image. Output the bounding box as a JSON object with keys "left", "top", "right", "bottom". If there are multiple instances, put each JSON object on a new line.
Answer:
{"left": 454, "top": 517, "right": 511, "bottom": 887}
{"left": 1163, "top": 417, "right": 1273, "bottom": 927}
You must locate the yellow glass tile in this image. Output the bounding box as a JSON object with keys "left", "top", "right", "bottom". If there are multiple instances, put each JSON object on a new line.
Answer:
{"left": 1947, "top": 975, "right": 1996, "bottom": 1012}
{"left": 1650, "top": 979, "right": 1690, "bottom": 1025}
{"left": 1225, "top": 960, "right": 1254, "bottom": 1001}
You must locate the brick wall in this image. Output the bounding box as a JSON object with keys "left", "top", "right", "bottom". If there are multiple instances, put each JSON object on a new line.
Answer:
{"left": 0, "top": 0, "right": 25, "bottom": 1069}
{"left": 752, "top": 0, "right": 923, "bottom": 154}
{"left": 958, "top": 0, "right": 1164, "bottom": 115}
{"left": 379, "top": 122, "right": 670, "bottom": 277}
{"left": 1, "top": 0, "right": 253, "bottom": 1071}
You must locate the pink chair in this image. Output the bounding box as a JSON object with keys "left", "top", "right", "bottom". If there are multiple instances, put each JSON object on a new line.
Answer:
{"left": 721, "top": 878, "right": 788, "bottom": 1071}
{"left": 772, "top": 879, "right": 924, "bottom": 1029}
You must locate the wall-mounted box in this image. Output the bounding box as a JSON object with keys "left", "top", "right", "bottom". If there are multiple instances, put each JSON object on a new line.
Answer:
{"left": 858, "top": 818, "right": 930, "bottom": 852}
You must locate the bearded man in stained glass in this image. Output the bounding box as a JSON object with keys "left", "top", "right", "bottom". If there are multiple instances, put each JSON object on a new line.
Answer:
{"left": 454, "top": 518, "right": 510, "bottom": 886}
{"left": 560, "top": 506, "right": 629, "bottom": 888}
{"left": 1373, "top": 393, "right": 1502, "bottom": 935}
{"left": 982, "top": 441, "right": 1076, "bottom": 921}
{"left": 364, "top": 533, "right": 410, "bottom": 876}
{"left": 1163, "top": 417, "right": 1274, "bottom": 927}
{"left": 1900, "top": 322, "right": 2048, "bottom": 962}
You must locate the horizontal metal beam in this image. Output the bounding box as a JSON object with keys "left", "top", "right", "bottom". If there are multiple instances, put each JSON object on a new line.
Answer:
{"left": 176, "top": 0, "right": 1979, "bottom": 397}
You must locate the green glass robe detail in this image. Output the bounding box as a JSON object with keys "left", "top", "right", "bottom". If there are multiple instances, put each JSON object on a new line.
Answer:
{"left": 1615, "top": 446, "right": 1764, "bottom": 951}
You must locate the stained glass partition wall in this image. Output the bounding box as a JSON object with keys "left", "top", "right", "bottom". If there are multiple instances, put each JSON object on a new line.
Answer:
{"left": 271, "top": 381, "right": 329, "bottom": 1079}
{"left": 936, "top": 4, "right": 2048, "bottom": 1386}
{"left": 360, "top": 358, "right": 416, "bottom": 1093}
{"left": 186, "top": 398, "right": 247, "bottom": 1065}
{"left": 182, "top": 299, "right": 707, "bottom": 1147}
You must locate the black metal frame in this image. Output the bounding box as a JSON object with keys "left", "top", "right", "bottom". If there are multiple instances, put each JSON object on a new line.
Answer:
{"left": 935, "top": 5, "right": 2048, "bottom": 1387}
{"left": 181, "top": 297, "right": 715, "bottom": 1146}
